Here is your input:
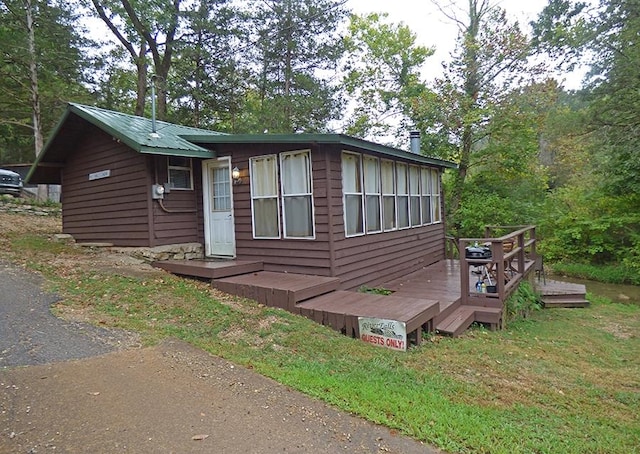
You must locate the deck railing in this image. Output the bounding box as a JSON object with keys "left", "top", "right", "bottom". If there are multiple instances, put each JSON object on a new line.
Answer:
{"left": 458, "top": 225, "right": 537, "bottom": 306}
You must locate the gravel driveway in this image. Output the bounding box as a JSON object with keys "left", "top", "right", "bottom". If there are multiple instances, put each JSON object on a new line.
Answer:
{"left": 0, "top": 260, "right": 439, "bottom": 453}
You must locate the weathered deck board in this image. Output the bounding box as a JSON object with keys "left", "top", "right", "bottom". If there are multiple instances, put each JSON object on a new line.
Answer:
{"left": 213, "top": 271, "right": 340, "bottom": 312}
{"left": 297, "top": 291, "right": 440, "bottom": 344}
{"left": 154, "top": 258, "right": 589, "bottom": 342}
{"left": 436, "top": 306, "right": 476, "bottom": 337}
{"left": 534, "top": 279, "right": 590, "bottom": 308}
{"left": 153, "top": 259, "right": 263, "bottom": 279}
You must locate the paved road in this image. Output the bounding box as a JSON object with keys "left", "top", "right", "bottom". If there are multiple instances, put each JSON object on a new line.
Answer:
{"left": 0, "top": 261, "right": 133, "bottom": 367}
{"left": 0, "top": 261, "right": 439, "bottom": 453}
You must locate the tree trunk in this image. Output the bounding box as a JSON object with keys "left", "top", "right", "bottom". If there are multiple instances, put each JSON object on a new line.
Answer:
{"left": 25, "top": 0, "right": 48, "bottom": 201}
{"left": 134, "top": 44, "right": 147, "bottom": 116}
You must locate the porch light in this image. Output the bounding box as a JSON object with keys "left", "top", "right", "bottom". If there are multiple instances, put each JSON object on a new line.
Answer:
{"left": 232, "top": 166, "right": 242, "bottom": 185}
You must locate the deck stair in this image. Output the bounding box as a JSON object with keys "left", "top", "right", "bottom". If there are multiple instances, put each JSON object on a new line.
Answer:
{"left": 535, "top": 279, "right": 589, "bottom": 308}
{"left": 212, "top": 271, "right": 340, "bottom": 312}
{"left": 297, "top": 290, "right": 440, "bottom": 345}
{"left": 153, "top": 259, "right": 263, "bottom": 279}
{"left": 435, "top": 305, "right": 503, "bottom": 337}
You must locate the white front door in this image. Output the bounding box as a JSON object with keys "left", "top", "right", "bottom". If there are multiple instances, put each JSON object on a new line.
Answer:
{"left": 203, "top": 158, "right": 236, "bottom": 257}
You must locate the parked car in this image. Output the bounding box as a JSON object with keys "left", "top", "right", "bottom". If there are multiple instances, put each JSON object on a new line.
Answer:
{"left": 0, "top": 168, "right": 23, "bottom": 197}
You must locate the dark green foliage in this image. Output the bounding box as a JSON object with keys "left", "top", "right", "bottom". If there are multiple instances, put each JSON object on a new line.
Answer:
{"left": 539, "top": 185, "right": 640, "bottom": 272}
{"left": 243, "top": 0, "right": 347, "bottom": 133}
{"left": 0, "top": 0, "right": 94, "bottom": 164}
{"left": 504, "top": 281, "right": 542, "bottom": 322}
{"left": 358, "top": 286, "right": 393, "bottom": 296}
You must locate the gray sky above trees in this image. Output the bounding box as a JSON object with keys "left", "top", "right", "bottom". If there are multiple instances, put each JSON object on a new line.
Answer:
{"left": 349, "top": 0, "right": 587, "bottom": 89}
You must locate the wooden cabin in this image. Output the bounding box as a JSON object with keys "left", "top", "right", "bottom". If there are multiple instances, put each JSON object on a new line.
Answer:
{"left": 30, "top": 104, "right": 576, "bottom": 343}
{"left": 29, "top": 103, "right": 456, "bottom": 291}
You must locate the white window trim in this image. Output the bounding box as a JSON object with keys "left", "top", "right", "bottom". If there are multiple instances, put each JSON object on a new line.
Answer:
{"left": 421, "top": 166, "right": 433, "bottom": 226}
{"left": 409, "top": 165, "right": 421, "bottom": 227}
{"left": 396, "top": 162, "right": 410, "bottom": 230}
{"left": 364, "top": 155, "right": 382, "bottom": 234}
{"left": 280, "top": 150, "right": 316, "bottom": 240}
{"left": 250, "top": 154, "right": 281, "bottom": 239}
{"left": 342, "top": 151, "right": 365, "bottom": 238}
{"left": 381, "top": 159, "right": 397, "bottom": 232}
{"left": 167, "top": 156, "right": 194, "bottom": 190}
{"left": 431, "top": 168, "right": 442, "bottom": 223}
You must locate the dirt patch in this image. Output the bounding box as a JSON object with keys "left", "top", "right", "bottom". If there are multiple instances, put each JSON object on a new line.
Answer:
{"left": 601, "top": 322, "right": 635, "bottom": 339}
{"left": 0, "top": 209, "right": 439, "bottom": 453}
{"left": 1, "top": 339, "right": 434, "bottom": 453}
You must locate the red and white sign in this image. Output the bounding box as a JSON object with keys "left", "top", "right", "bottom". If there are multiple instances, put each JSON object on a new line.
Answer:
{"left": 358, "top": 317, "right": 407, "bottom": 351}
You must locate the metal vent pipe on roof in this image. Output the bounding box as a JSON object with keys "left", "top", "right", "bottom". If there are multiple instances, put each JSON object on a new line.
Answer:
{"left": 410, "top": 130, "right": 421, "bottom": 154}
{"left": 150, "top": 75, "right": 158, "bottom": 134}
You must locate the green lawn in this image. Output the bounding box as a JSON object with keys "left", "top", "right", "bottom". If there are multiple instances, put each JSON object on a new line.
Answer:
{"left": 2, "top": 218, "right": 639, "bottom": 454}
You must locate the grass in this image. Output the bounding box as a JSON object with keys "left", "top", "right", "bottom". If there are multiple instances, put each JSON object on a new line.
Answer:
{"left": 2, "top": 215, "right": 639, "bottom": 453}
{"left": 551, "top": 262, "right": 640, "bottom": 286}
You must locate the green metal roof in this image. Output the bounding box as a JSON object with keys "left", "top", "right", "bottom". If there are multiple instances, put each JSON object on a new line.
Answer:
{"left": 188, "top": 133, "right": 457, "bottom": 169}
{"left": 27, "top": 103, "right": 224, "bottom": 183}
{"left": 28, "top": 103, "right": 456, "bottom": 184}
{"left": 66, "top": 103, "right": 223, "bottom": 158}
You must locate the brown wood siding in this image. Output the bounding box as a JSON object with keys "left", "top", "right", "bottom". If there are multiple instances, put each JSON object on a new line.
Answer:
{"left": 61, "top": 128, "right": 152, "bottom": 246}
{"left": 150, "top": 156, "right": 202, "bottom": 247}
{"left": 214, "top": 144, "right": 333, "bottom": 276}
{"left": 326, "top": 150, "right": 446, "bottom": 290}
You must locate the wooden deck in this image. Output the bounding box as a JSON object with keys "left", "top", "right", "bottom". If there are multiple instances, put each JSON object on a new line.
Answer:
{"left": 213, "top": 271, "right": 340, "bottom": 312}
{"left": 383, "top": 260, "right": 506, "bottom": 336}
{"left": 534, "top": 279, "right": 589, "bottom": 308}
{"left": 154, "top": 243, "right": 590, "bottom": 345}
{"left": 297, "top": 291, "right": 440, "bottom": 345}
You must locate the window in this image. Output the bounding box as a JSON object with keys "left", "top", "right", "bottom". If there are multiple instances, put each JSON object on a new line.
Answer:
{"left": 364, "top": 156, "right": 381, "bottom": 233}
{"left": 431, "top": 169, "right": 441, "bottom": 223}
{"left": 168, "top": 156, "right": 193, "bottom": 190}
{"left": 281, "top": 151, "right": 314, "bottom": 238}
{"left": 342, "top": 152, "right": 364, "bottom": 236}
{"left": 421, "top": 167, "right": 432, "bottom": 225}
{"left": 250, "top": 155, "right": 280, "bottom": 238}
{"left": 211, "top": 167, "right": 231, "bottom": 211}
{"left": 381, "top": 160, "right": 396, "bottom": 231}
{"left": 409, "top": 165, "right": 421, "bottom": 227}
{"left": 396, "top": 163, "right": 409, "bottom": 229}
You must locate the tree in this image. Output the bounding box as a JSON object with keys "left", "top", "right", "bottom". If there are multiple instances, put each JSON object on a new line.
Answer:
{"left": 341, "top": 13, "right": 435, "bottom": 144}
{"left": 0, "top": 0, "right": 91, "bottom": 166}
{"left": 90, "top": 0, "right": 182, "bottom": 118}
{"left": 429, "top": 0, "right": 545, "bottom": 231}
{"left": 244, "top": 0, "right": 347, "bottom": 133}
{"left": 169, "top": 0, "right": 249, "bottom": 130}
{"left": 532, "top": 0, "right": 640, "bottom": 271}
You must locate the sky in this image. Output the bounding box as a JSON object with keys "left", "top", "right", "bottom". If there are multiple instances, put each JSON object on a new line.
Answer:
{"left": 347, "top": 0, "right": 584, "bottom": 89}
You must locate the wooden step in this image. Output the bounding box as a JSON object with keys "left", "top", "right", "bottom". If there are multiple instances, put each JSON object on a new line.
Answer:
{"left": 436, "top": 306, "right": 475, "bottom": 337}
{"left": 213, "top": 271, "right": 340, "bottom": 312}
{"left": 153, "top": 259, "right": 263, "bottom": 279}
{"left": 542, "top": 298, "right": 590, "bottom": 308}
{"left": 474, "top": 306, "right": 503, "bottom": 330}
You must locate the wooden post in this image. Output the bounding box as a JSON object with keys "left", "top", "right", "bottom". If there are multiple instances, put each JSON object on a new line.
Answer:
{"left": 459, "top": 238, "right": 469, "bottom": 304}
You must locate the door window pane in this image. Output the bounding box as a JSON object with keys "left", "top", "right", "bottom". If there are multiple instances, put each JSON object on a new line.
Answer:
{"left": 212, "top": 167, "right": 230, "bottom": 211}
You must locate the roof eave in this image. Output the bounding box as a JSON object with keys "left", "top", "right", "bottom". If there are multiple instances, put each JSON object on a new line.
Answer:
{"left": 138, "top": 146, "right": 215, "bottom": 159}
{"left": 187, "top": 133, "right": 457, "bottom": 169}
